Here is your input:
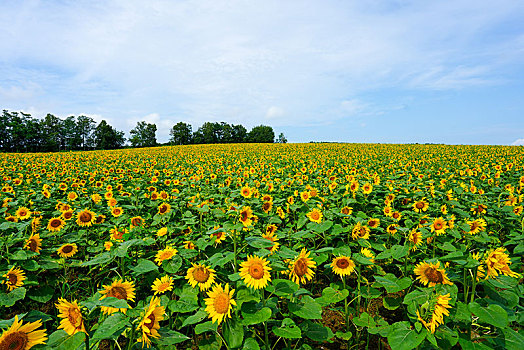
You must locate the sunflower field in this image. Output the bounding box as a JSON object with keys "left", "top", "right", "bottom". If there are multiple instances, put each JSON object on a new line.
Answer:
{"left": 0, "top": 143, "right": 523, "bottom": 350}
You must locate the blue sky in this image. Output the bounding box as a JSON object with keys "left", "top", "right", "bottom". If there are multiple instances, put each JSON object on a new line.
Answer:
{"left": 1, "top": 0, "right": 523, "bottom": 145}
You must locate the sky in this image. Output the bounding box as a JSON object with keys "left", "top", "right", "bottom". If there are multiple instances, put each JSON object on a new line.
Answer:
{"left": 1, "top": 0, "right": 524, "bottom": 145}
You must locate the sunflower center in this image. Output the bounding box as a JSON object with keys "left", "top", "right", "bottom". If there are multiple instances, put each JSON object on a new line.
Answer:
{"left": 159, "top": 251, "right": 173, "bottom": 260}
{"left": 7, "top": 273, "right": 17, "bottom": 285}
{"left": 342, "top": 208, "right": 350, "bottom": 215}
{"left": 213, "top": 293, "right": 230, "bottom": 314}
{"left": 0, "top": 331, "right": 28, "bottom": 350}
{"left": 424, "top": 267, "right": 444, "bottom": 283}
{"left": 294, "top": 258, "right": 308, "bottom": 277}
{"left": 240, "top": 211, "right": 248, "bottom": 220}
{"left": 159, "top": 205, "right": 168, "bottom": 214}
{"left": 310, "top": 212, "right": 320, "bottom": 220}
{"left": 28, "top": 239, "right": 38, "bottom": 252}
{"left": 434, "top": 222, "right": 443, "bottom": 230}
{"left": 359, "top": 228, "right": 367, "bottom": 237}
{"left": 336, "top": 258, "right": 350, "bottom": 269}
{"left": 64, "top": 212, "right": 73, "bottom": 219}
{"left": 79, "top": 212, "right": 92, "bottom": 222}
{"left": 51, "top": 219, "right": 62, "bottom": 228}
{"left": 158, "top": 282, "right": 170, "bottom": 292}
{"left": 193, "top": 267, "right": 210, "bottom": 283}
{"left": 249, "top": 263, "right": 264, "bottom": 279}
{"left": 62, "top": 245, "right": 74, "bottom": 254}
{"left": 68, "top": 307, "right": 82, "bottom": 327}
{"left": 416, "top": 202, "right": 424, "bottom": 209}
{"left": 470, "top": 222, "right": 479, "bottom": 230}
{"left": 108, "top": 286, "right": 128, "bottom": 300}
{"left": 144, "top": 314, "right": 156, "bottom": 331}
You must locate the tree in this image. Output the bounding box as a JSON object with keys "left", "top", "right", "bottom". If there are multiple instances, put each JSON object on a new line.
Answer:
{"left": 231, "top": 124, "right": 247, "bottom": 143}
{"left": 276, "top": 133, "right": 288, "bottom": 143}
{"left": 76, "top": 115, "right": 96, "bottom": 150}
{"left": 247, "top": 125, "right": 275, "bottom": 143}
{"left": 129, "top": 121, "right": 157, "bottom": 148}
{"left": 193, "top": 122, "right": 220, "bottom": 144}
{"left": 94, "top": 120, "right": 126, "bottom": 149}
{"left": 40, "top": 114, "right": 63, "bottom": 152}
{"left": 169, "top": 122, "right": 193, "bottom": 145}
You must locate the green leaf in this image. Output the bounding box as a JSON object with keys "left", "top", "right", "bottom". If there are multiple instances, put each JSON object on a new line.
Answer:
{"left": 468, "top": 302, "right": 508, "bottom": 328}
{"left": 452, "top": 302, "right": 471, "bottom": 323}
{"left": 242, "top": 307, "right": 272, "bottom": 326}
{"left": 223, "top": 318, "right": 244, "bottom": 348}
{"left": 458, "top": 338, "right": 493, "bottom": 350}
{"left": 375, "top": 274, "right": 412, "bottom": 293}
{"left": 300, "top": 320, "right": 334, "bottom": 341}
{"left": 503, "top": 327, "right": 524, "bottom": 350}
{"left": 195, "top": 321, "right": 218, "bottom": 334}
{"left": 131, "top": 258, "right": 159, "bottom": 275}
{"left": 10, "top": 249, "right": 29, "bottom": 260}
{"left": 335, "top": 331, "right": 353, "bottom": 341}
{"left": 289, "top": 296, "right": 322, "bottom": 320}
{"left": 242, "top": 338, "right": 261, "bottom": 350}
{"left": 383, "top": 296, "right": 401, "bottom": 310}
{"left": 391, "top": 245, "right": 409, "bottom": 259}
{"left": 0, "top": 287, "right": 26, "bottom": 307}
{"left": 91, "top": 313, "right": 130, "bottom": 340}
{"left": 272, "top": 318, "right": 302, "bottom": 339}
{"left": 27, "top": 285, "right": 54, "bottom": 303}
{"left": 45, "top": 330, "right": 86, "bottom": 350}
{"left": 81, "top": 251, "right": 114, "bottom": 266}
{"left": 245, "top": 236, "right": 274, "bottom": 248}
{"left": 163, "top": 255, "right": 182, "bottom": 273}
{"left": 99, "top": 297, "right": 130, "bottom": 309}
{"left": 182, "top": 310, "right": 208, "bottom": 328}
{"left": 267, "top": 279, "right": 299, "bottom": 297}
{"left": 315, "top": 287, "right": 349, "bottom": 307}
{"left": 113, "top": 239, "right": 144, "bottom": 258}
{"left": 387, "top": 322, "right": 426, "bottom": 350}
{"left": 208, "top": 252, "right": 235, "bottom": 267}
{"left": 353, "top": 312, "right": 376, "bottom": 328}
{"left": 156, "top": 329, "right": 191, "bottom": 345}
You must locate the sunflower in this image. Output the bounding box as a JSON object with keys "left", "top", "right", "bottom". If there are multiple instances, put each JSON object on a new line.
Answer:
{"left": 57, "top": 243, "right": 78, "bottom": 258}
{"left": 154, "top": 246, "right": 177, "bottom": 265}
{"left": 210, "top": 230, "right": 227, "bottom": 244}
{"left": 55, "top": 298, "right": 86, "bottom": 335}
{"left": 340, "top": 206, "right": 353, "bottom": 215}
{"left": 287, "top": 248, "right": 316, "bottom": 285}
{"left": 276, "top": 207, "right": 285, "bottom": 219}
{"left": 261, "top": 230, "right": 280, "bottom": 254}
{"left": 513, "top": 206, "right": 523, "bottom": 216}
{"left": 156, "top": 227, "right": 168, "bottom": 237}
{"left": 130, "top": 216, "right": 144, "bottom": 228}
{"left": 240, "top": 186, "right": 252, "bottom": 198}
{"left": 306, "top": 208, "right": 323, "bottom": 224}
{"left": 22, "top": 233, "right": 42, "bottom": 255}
{"left": 416, "top": 293, "right": 452, "bottom": 334}
{"left": 3, "top": 266, "right": 26, "bottom": 291}
{"left": 183, "top": 241, "right": 195, "bottom": 249}
{"left": 466, "top": 218, "right": 487, "bottom": 235}
{"left": 47, "top": 217, "right": 66, "bottom": 232}
{"left": 204, "top": 284, "right": 236, "bottom": 325}
{"left": 186, "top": 263, "right": 216, "bottom": 291}
{"left": 412, "top": 199, "right": 429, "bottom": 213}
{"left": 470, "top": 203, "right": 488, "bottom": 216}
{"left": 107, "top": 197, "right": 118, "bottom": 207}
{"left": 104, "top": 241, "right": 113, "bottom": 251}
{"left": 111, "top": 206, "right": 123, "bottom": 217}
{"left": 414, "top": 261, "right": 453, "bottom": 287}
{"left": 31, "top": 217, "right": 41, "bottom": 233}
{"left": 362, "top": 183, "right": 373, "bottom": 194}
{"left": 61, "top": 210, "right": 74, "bottom": 221}
{"left": 408, "top": 229, "right": 423, "bottom": 251}
{"left": 137, "top": 297, "right": 165, "bottom": 348}
{"left": 471, "top": 252, "right": 486, "bottom": 281}
{"left": 484, "top": 247, "right": 520, "bottom": 279}
{"left": 157, "top": 202, "right": 171, "bottom": 215}
{"left": 331, "top": 256, "right": 356, "bottom": 276}
{"left": 0, "top": 315, "right": 47, "bottom": 349}
{"left": 15, "top": 207, "right": 31, "bottom": 220}
{"left": 360, "top": 248, "right": 375, "bottom": 263}
{"left": 151, "top": 275, "right": 174, "bottom": 295}
{"left": 430, "top": 217, "right": 447, "bottom": 235}
{"left": 67, "top": 191, "right": 78, "bottom": 201}
{"left": 367, "top": 218, "right": 380, "bottom": 228}
{"left": 110, "top": 226, "right": 128, "bottom": 241}
{"left": 76, "top": 209, "right": 95, "bottom": 227}
{"left": 352, "top": 222, "right": 370, "bottom": 240}
{"left": 300, "top": 191, "right": 310, "bottom": 202}
{"left": 99, "top": 279, "right": 136, "bottom": 315}
{"left": 239, "top": 255, "right": 272, "bottom": 289}
{"left": 239, "top": 206, "right": 253, "bottom": 226}
{"left": 262, "top": 201, "right": 273, "bottom": 213}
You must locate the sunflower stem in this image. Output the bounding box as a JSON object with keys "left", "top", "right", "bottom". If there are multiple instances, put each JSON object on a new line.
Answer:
{"left": 233, "top": 230, "right": 238, "bottom": 273}
{"left": 85, "top": 333, "right": 90, "bottom": 350}
{"left": 126, "top": 324, "right": 135, "bottom": 350}
{"left": 262, "top": 289, "right": 270, "bottom": 350}
{"left": 470, "top": 268, "right": 477, "bottom": 304}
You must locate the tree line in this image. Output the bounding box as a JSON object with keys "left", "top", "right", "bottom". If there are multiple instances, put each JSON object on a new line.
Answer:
{"left": 0, "top": 110, "right": 287, "bottom": 153}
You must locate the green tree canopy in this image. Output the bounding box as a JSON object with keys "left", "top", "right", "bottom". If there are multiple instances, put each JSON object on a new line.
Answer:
{"left": 169, "top": 122, "right": 193, "bottom": 145}
{"left": 247, "top": 125, "right": 275, "bottom": 143}
{"left": 129, "top": 121, "right": 157, "bottom": 148}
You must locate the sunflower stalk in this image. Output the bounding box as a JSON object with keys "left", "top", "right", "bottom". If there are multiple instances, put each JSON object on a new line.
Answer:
{"left": 261, "top": 289, "right": 270, "bottom": 350}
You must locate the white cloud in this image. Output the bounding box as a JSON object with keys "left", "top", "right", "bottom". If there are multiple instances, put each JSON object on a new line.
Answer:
{"left": 511, "top": 139, "right": 524, "bottom": 146}
{"left": 0, "top": 0, "right": 523, "bottom": 142}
